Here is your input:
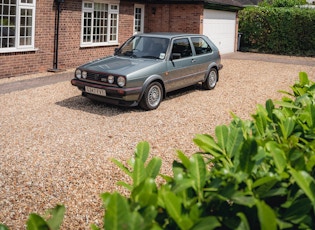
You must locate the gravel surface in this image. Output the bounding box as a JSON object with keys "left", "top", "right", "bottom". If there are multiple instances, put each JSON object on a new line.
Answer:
{"left": 1, "top": 54, "right": 314, "bottom": 229}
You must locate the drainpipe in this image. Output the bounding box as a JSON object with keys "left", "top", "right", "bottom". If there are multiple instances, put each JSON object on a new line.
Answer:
{"left": 48, "top": 0, "right": 64, "bottom": 72}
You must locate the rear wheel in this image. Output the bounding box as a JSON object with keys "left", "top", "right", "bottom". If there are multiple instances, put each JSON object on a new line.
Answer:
{"left": 139, "top": 82, "right": 163, "bottom": 110}
{"left": 202, "top": 68, "right": 218, "bottom": 90}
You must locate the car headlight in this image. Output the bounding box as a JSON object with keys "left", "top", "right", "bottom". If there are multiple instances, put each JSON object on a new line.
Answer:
{"left": 75, "top": 69, "right": 82, "bottom": 78}
{"left": 117, "top": 76, "right": 126, "bottom": 87}
{"left": 108, "top": 75, "right": 114, "bottom": 84}
{"left": 82, "top": 71, "right": 87, "bottom": 79}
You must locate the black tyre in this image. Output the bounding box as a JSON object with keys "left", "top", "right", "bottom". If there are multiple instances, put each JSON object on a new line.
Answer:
{"left": 139, "top": 82, "right": 163, "bottom": 110}
{"left": 202, "top": 68, "right": 218, "bottom": 90}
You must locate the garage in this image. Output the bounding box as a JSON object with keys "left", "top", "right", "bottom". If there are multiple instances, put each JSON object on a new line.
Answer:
{"left": 203, "top": 9, "right": 237, "bottom": 54}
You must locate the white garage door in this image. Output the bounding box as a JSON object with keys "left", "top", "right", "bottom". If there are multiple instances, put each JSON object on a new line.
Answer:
{"left": 203, "top": 9, "right": 236, "bottom": 54}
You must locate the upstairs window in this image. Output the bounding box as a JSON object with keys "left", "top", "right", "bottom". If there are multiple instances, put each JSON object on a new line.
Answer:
{"left": 81, "top": 0, "right": 119, "bottom": 47}
{"left": 0, "top": 0, "right": 36, "bottom": 53}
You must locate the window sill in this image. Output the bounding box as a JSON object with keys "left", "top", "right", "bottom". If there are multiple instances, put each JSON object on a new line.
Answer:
{"left": 0, "top": 47, "right": 38, "bottom": 54}
{"left": 80, "top": 42, "right": 120, "bottom": 48}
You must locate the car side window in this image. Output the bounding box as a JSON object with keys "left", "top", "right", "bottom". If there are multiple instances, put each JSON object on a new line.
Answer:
{"left": 171, "top": 38, "right": 193, "bottom": 59}
{"left": 191, "top": 37, "right": 212, "bottom": 55}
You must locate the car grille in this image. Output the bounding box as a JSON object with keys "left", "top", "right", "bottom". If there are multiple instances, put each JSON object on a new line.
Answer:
{"left": 86, "top": 72, "right": 105, "bottom": 81}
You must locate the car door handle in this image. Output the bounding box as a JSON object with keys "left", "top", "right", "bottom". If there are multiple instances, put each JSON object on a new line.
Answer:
{"left": 191, "top": 59, "right": 196, "bottom": 63}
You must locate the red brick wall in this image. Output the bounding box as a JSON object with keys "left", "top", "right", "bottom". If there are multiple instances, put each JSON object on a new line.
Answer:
{"left": 0, "top": 1, "right": 203, "bottom": 79}
{"left": 145, "top": 3, "right": 203, "bottom": 34}
{"left": 0, "top": 0, "right": 134, "bottom": 79}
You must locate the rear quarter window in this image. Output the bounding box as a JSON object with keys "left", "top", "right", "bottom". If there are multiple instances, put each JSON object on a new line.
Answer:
{"left": 191, "top": 37, "right": 212, "bottom": 55}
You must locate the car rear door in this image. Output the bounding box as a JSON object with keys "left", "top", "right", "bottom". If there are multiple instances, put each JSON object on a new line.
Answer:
{"left": 189, "top": 36, "right": 215, "bottom": 81}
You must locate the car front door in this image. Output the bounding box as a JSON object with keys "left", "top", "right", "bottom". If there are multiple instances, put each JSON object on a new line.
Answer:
{"left": 165, "top": 37, "right": 198, "bottom": 92}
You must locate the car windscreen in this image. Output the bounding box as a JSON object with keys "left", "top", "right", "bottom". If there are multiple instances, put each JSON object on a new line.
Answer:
{"left": 116, "top": 36, "right": 169, "bottom": 60}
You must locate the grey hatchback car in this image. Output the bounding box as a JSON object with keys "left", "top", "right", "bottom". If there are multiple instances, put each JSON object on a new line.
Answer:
{"left": 71, "top": 33, "right": 223, "bottom": 110}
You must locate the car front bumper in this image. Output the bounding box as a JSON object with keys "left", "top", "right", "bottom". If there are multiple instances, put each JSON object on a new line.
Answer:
{"left": 71, "top": 78, "right": 142, "bottom": 106}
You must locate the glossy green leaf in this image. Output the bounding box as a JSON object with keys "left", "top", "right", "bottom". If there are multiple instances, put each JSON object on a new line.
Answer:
{"left": 266, "top": 141, "right": 287, "bottom": 173}
{"left": 193, "top": 134, "right": 223, "bottom": 156}
{"left": 290, "top": 169, "right": 315, "bottom": 203}
{"left": 128, "top": 211, "right": 145, "bottom": 230}
{"left": 146, "top": 157, "right": 162, "bottom": 179}
{"left": 299, "top": 72, "right": 309, "bottom": 86}
{"left": 238, "top": 138, "right": 257, "bottom": 174}
{"left": 190, "top": 154, "right": 206, "bottom": 199}
{"left": 104, "top": 192, "right": 131, "bottom": 230}
{"left": 177, "top": 150, "right": 190, "bottom": 169}
{"left": 172, "top": 178, "right": 195, "bottom": 193}
{"left": 133, "top": 158, "right": 146, "bottom": 188}
{"left": 274, "top": 101, "right": 300, "bottom": 109}
{"left": 226, "top": 125, "right": 244, "bottom": 159}
{"left": 46, "top": 205, "right": 65, "bottom": 230}
{"left": 162, "top": 190, "right": 181, "bottom": 220}
{"left": 283, "top": 198, "right": 312, "bottom": 222}
{"left": 116, "top": 181, "right": 132, "bottom": 190}
{"left": 279, "top": 117, "right": 295, "bottom": 140}
{"left": 191, "top": 216, "right": 221, "bottom": 230}
{"left": 132, "top": 178, "right": 158, "bottom": 207}
{"left": 265, "top": 99, "right": 275, "bottom": 120}
{"left": 236, "top": 212, "right": 250, "bottom": 230}
{"left": 232, "top": 192, "right": 256, "bottom": 207}
{"left": 135, "top": 141, "right": 150, "bottom": 163}
{"left": 112, "top": 159, "right": 132, "bottom": 177}
{"left": 256, "top": 200, "right": 277, "bottom": 230}
{"left": 215, "top": 125, "right": 229, "bottom": 155}
{"left": 90, "top": 224, "right": 100, "bottom": 230}
{"left": 0, "top": 225, "right": 9, "bottom": 230}
{"left": 27, "top": 214, "right": 49, "bottom": 230}
{"left": 252, "top": 176, "right": 278, "bottom": 196}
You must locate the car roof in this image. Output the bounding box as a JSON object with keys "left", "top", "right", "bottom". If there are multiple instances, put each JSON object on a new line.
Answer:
{"left": 134, "top": 32, "right": 205, "bottom": 39}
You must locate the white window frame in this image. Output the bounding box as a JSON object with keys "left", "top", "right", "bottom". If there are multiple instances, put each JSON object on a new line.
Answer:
{"left": 0, "top": 0, "right": 36, "bottom": 53}
{"left": 81, "top": 0, "right": 119, "bottom": 47}
{"left": 134, "top": 4, "right": 144, "bottom": 34}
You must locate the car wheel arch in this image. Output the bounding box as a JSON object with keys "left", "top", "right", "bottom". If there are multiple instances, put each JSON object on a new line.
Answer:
{"left": 205, "top": 63, "right": 219, "bottom": 82}
{"left": 137, "top": 75, "right": 166, "bottom": 103}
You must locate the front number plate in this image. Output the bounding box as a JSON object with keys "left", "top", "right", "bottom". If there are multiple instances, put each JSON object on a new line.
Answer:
{"left": 85, "top": 86, "right": 106, "bottom": 96}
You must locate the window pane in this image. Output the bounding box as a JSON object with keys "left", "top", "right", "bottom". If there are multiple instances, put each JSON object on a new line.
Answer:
{"left": 19, "top": 8, "right": 32, "bottom": 46}
{"left": 82, "top": 1, "right": 118, "bottom": 45}
{"left": 109, "top": 13, "right": 117, "bottom": 41}
{"left": 92, "top": 3, "right": 107, "bottom": 43}
{"left": 83, "top": 12, "right": 92, "bottom": 42}
{"left": 21, "top": 0, "right": 33, "bottom": 4}
{"left": 0, "top": 0, "right": 16, "bottom": 48}
{"left": 172, "top": 38, "right": 193, "bottom": 58}
{"left": 191, "top": 37, "right": 212, "bottom": 55}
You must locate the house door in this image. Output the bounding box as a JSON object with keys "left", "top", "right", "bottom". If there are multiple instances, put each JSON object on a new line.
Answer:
{"left": 134, "top": 4, "right": 144, "bottom": 34}
{"left": 203, "top": 9, "right": 237, "bottom": 54}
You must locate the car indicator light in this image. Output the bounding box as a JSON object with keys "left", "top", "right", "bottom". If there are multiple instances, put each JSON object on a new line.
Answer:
{"left": 82, "top": 71, "right": 87, "bottom": 79}
{"left": 108, "top": 75, "right": 114, "bottom": 84}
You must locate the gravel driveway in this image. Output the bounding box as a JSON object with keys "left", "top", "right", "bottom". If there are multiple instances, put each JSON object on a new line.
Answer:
{"left": 1, "top": 53, "right": 314, "bottom": 229}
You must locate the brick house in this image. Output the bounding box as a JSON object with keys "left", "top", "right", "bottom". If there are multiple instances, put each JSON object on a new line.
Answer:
{"left": 0, "top": 0, "right": 244, "bottom": 79}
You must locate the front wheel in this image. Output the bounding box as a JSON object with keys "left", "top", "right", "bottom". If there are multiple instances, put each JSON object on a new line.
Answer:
{"left": 202, "top": 68, "right": 218, "bottom": 90}
{"left": 139, "top": 82, "right": 163, "bottom": 110}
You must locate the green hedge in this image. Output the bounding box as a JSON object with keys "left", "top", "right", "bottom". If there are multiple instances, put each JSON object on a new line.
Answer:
{"left": 239, "top": 7, "right": 315, "bottom": 56}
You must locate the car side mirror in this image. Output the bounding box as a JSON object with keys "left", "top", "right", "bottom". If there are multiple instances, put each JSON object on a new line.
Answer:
{"left": 114, "top": 48, "right": 119, "bottom": 55}
{"left": 171, "top": 53, "right": 181, "bottom": 60}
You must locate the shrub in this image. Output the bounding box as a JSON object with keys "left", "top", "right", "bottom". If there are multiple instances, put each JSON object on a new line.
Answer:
{"left": 93, "top": 72, "right": 315, "bottom": 229}
{"left": 239, "top": 7, "right": 315, "bottom": 56}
